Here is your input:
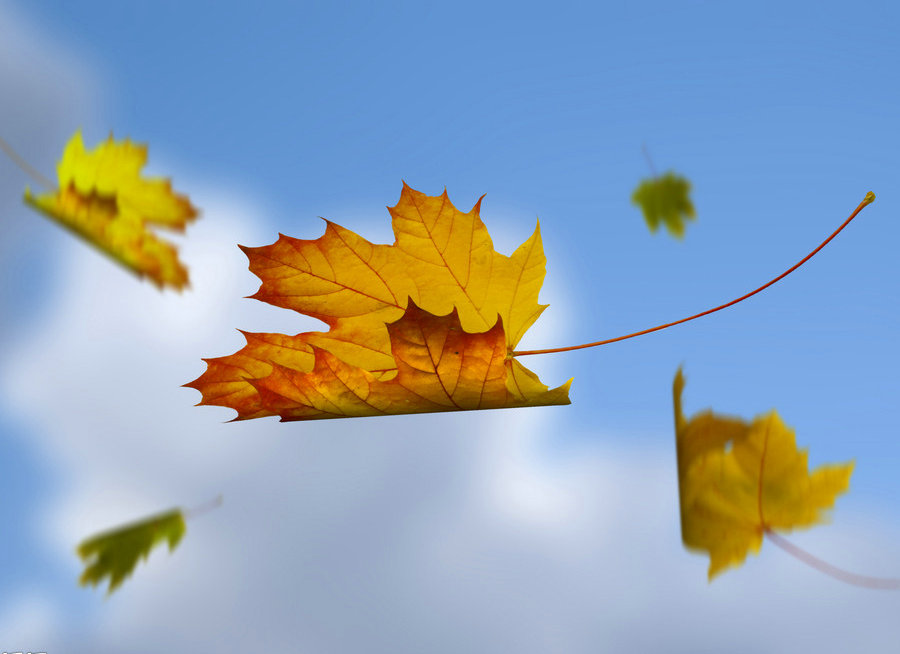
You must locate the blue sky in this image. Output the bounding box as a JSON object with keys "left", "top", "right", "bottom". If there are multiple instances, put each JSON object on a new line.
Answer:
{"left": 1, "top": 0, "right": 899, "bottom": 651}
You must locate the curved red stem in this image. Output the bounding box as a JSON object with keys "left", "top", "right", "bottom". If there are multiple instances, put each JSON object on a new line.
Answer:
{"left": 513, "top": 193, "right": 875, "bottom": 357}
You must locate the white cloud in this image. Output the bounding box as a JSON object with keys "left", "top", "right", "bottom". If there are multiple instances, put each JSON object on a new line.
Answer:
{"left": 0, "top": 590, "right": 60, "bottom": 649}
{"left": 2, "top": 187, "right": 899, "bottom": 653}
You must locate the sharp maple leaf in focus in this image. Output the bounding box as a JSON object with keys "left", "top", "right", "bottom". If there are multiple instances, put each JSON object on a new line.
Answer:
{"left": 632, "top": 171, "right": 695, "bottom": 238}
{"left": 673, "top": 368, "right": 853, "bottom": 580}
{"left": 186, "top": 183, "right": 571, "bottom": 421}
{"left": 24, "top": 131, "right": 198, "bottom": 290}
{"left": 77, "top": 508, "right": 186, "bottom": 595}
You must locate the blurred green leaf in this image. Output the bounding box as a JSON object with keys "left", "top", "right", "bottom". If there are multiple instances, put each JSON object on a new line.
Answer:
{"left": 77, "top": 508, "right": 186, "bottom": 594}
{"left": 631, "top": 171, "right": 696, "bottom": 238}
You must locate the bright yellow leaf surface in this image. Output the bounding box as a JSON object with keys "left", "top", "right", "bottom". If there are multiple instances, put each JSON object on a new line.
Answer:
{"left": 24, "top": 131, "right": 198, "bottom": 290}
{"left": 673, "top": 368, "right": 853, "bottom": 580}
{"left": 186, "top": 183, "right": 571, "bottom": 421}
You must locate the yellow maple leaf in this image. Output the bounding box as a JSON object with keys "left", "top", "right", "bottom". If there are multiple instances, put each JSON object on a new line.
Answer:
{"left": 24, "top": 130, "right": 198, "bottom": 290}
{"left": 673, "top": 368, "right": 853, "bottom": 580}
{"left": 186, "top": 183, "right": 571, "bottom": 420}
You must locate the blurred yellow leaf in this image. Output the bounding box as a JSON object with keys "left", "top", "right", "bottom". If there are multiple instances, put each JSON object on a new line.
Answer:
{"left": 24, "top": 131, "right": 198, "bottom": 290}
{"left": 673, "top": 368, "right": 853, "bottom": 580}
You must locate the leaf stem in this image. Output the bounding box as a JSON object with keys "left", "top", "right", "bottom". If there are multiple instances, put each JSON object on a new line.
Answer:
{"left": 513, "top": 192, "right": 876, "bottom": 357}
{"left": 0, "top": 134, "right": 56, "bottom": 190}
{"left": 641, "top": 142, "right": 658, "bottom": 178}
{"left": 183, "top": 494, "right": 223, "bottom": 520}
{"left": 765, "top": 529, "right": 900, "bottom": 590}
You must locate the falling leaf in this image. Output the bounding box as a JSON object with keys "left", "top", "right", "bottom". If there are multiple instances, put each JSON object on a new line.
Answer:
{"left": 186, "top": 183, "right": 571, "bottom": 421}
{"left": 632, "top": 171, "right": 695, "bottom": 238}
{"left": 24, "top": 130, "right": 198, "bottom": 290}
{"left": 77, "top": 508, "right": 186, "bottom": 594}
{"left": 673, "top": 368, "right": 853, "bottom": 580}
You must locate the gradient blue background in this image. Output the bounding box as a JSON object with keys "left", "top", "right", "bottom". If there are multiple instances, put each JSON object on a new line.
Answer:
{"left": 1, "top": 1, "right": 898, "bottom": 651}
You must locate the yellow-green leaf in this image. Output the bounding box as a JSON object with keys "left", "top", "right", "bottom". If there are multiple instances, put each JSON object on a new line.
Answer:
{"left": 77, "top": 508, "right": 186, "bottom": 594}
{"left": 632, "top": 171, "right": 695, "bottom": 238}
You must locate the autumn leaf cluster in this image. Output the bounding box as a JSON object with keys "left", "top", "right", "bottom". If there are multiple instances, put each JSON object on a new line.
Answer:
{"left": 8, "top": 132, "right": 881, "bottom": 592}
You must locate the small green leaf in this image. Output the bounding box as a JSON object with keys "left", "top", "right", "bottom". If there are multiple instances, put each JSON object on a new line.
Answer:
{"left": 77, "top": 508, "right": 186, "bottom": 594}
{"left": 631, "top": 171, "right": 696, "bottom": 238}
